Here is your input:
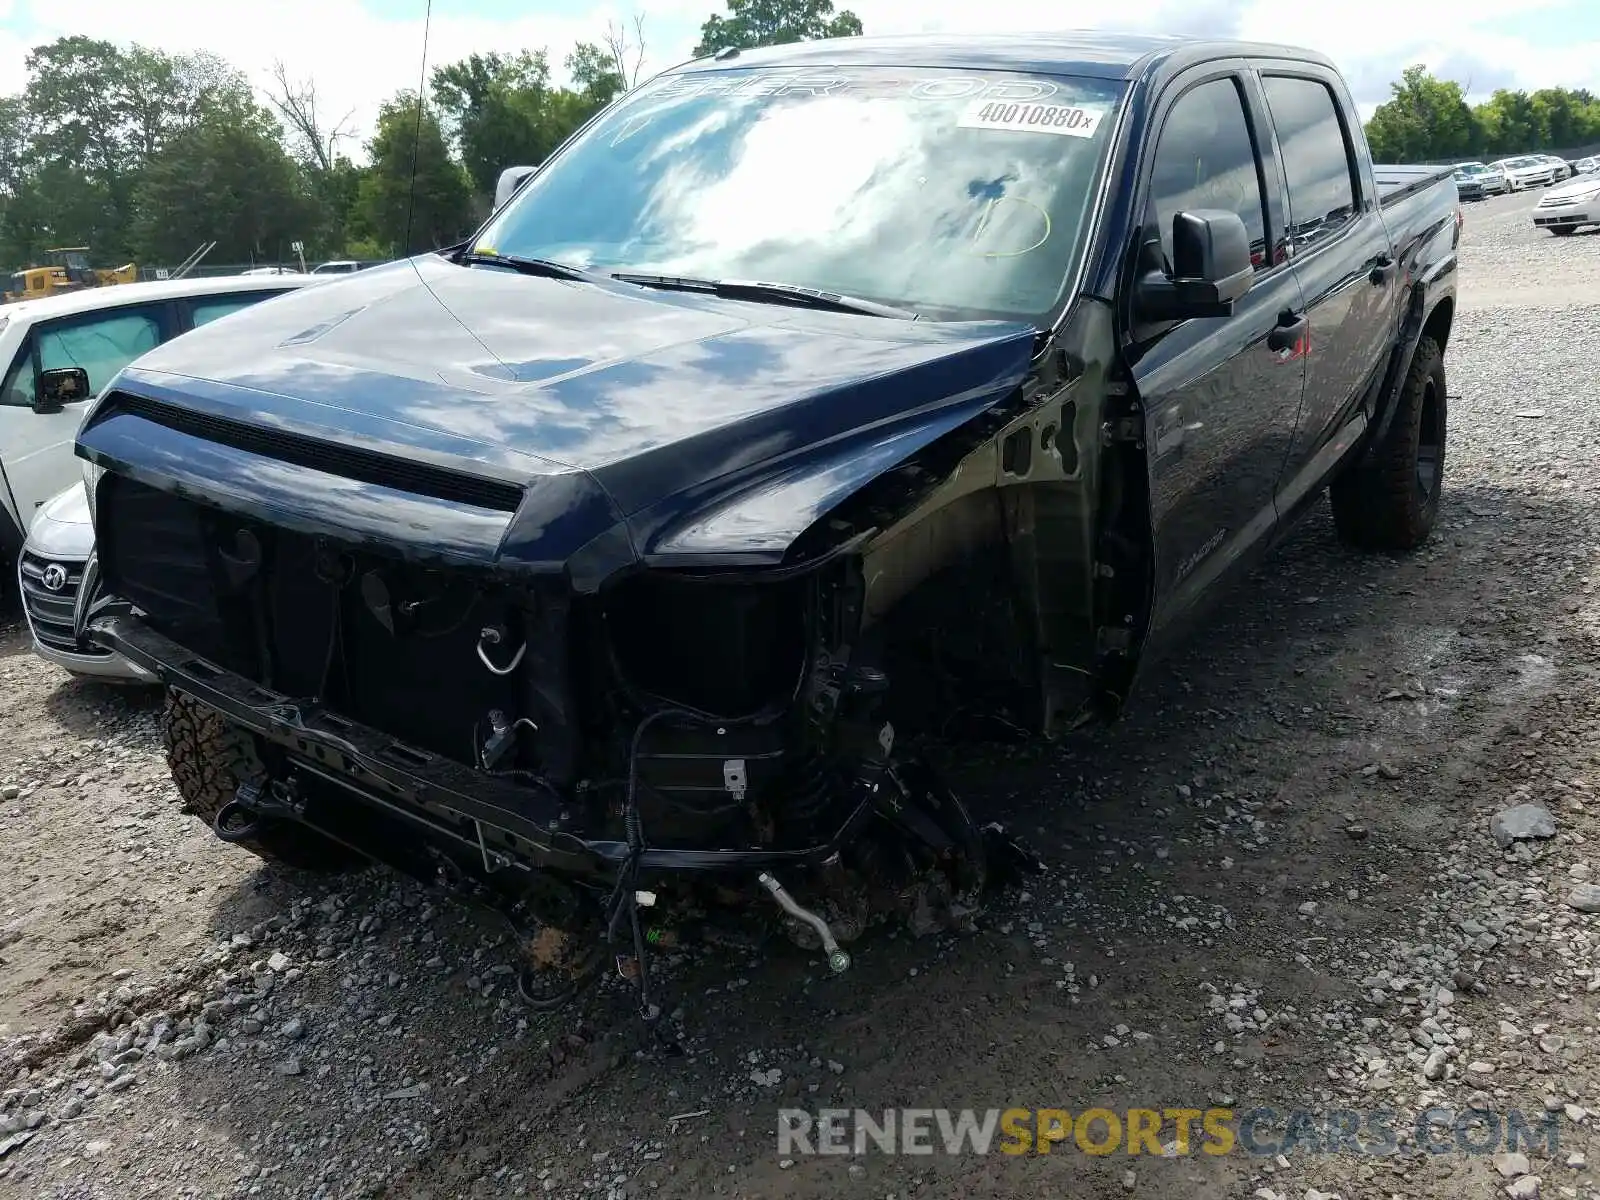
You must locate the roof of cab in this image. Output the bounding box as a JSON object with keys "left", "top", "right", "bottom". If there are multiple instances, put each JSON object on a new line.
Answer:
{"left": 663, "top": 31, "right": 1339, "bottom": 82}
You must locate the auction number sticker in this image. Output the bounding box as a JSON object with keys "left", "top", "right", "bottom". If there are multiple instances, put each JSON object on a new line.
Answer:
{"left": 957, "top": 98, "right": 1106, "bottom": 137}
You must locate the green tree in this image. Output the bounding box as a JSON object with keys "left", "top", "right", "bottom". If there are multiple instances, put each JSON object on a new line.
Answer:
{"left": 130, "top": 100, "right": 320, "bottom": 264}
{"left": 691, "top": 0, "right": 862, "bottom": 58}
{"left": 21, "top": 37, "right": 128, "bottom": 181}
{"left": 10, "top": 37, "right": 278, "bottom": 265}
{"left": 565, "top": 42, "right": 625, "bottom": 108}
{"left": 1, "top": 163, "right": 118, "bottom": 267}
{"left": 1362, "top": 67, "right": 1600, "bottom": 160}
{"left": 264, "top": 61, "right": 363, "bottom": 257}
{"left": 1474, "top": 89, "right": 1544, "bottom": 155}
{"left": 0, "top": 93, "right": 30, "bottom": 206}
{"left": 431, "top": 50, "right": 614, "bottom": 200}
{"left": 1363, "top": 66, "right": 1478, "bottom": 162}
{"left": 352, "top": 92, "right": 474, "bottom": 255}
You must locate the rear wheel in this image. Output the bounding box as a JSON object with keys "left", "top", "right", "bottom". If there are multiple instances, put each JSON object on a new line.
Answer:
{"left": 1330, "top": 336, "right": 1446, "bottom": 552}
{"left": 164, "top": 691, "right": 359, "bottom": 871}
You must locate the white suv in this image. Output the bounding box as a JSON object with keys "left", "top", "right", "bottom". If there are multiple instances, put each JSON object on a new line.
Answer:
{"left": 6, "top": 274, "right": 323, "bottom": 679}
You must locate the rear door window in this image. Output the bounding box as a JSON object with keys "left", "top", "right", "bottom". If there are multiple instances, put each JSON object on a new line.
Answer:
{"left": 1147, "top": 77, "right": 1270, "bottom": 273}
{"left": 188, "top": 290, "right": 287, "bottom": 329}
{"left": 1262, "top": 75, "right": 1359, "bottom": 252}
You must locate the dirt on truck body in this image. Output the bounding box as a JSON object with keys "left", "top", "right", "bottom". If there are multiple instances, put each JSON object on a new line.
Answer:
{"left": 71, "top": 33, "right": 1459, "bottom": 1030}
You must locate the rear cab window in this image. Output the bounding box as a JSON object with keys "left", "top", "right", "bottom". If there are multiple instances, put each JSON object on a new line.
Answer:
{"left": 1260, "top": 75, "right": 1360, "bottom": 252}
{"left": 188, "top": 290, "right": 289, "bottom": 329}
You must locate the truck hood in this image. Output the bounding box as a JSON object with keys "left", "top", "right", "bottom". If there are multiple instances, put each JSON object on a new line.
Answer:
{"left": 84, "top": 255, "right": 1037, "bottom": 578}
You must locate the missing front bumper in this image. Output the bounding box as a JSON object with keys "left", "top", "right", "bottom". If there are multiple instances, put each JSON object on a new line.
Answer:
{"left": 87, "top": 613, "right": 879, "bottom": 880}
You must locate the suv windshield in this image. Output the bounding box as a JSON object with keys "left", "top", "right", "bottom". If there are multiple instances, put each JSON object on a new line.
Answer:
{"left": 473, "top": 66, "right": 1125, "bottom": 325}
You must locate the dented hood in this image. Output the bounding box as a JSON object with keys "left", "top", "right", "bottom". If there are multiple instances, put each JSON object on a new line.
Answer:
{"left": 84, "top": 255, "right": 1036, "bottom": 575}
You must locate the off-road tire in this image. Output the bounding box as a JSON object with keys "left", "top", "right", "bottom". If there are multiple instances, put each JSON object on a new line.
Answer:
{"left": 163, "top": 691, "right": 358, "bottom": 871}
{"left": 1550, "top": 225, "right": 1577, "bottom": 236}
{"left": 1330, "top": 335, "right": 1446, "bottom": 552}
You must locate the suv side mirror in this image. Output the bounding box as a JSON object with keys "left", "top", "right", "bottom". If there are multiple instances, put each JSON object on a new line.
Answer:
{"left": 34, "top": 366, "right": 91, "bottom": 413}
{"left": 1134, "top": 209, "right": 1255, "bottom": 323}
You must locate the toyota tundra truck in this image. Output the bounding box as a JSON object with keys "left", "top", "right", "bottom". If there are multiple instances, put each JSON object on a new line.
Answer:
{"left": 69, "top": 33, "right": 1459, "bottom": 1017}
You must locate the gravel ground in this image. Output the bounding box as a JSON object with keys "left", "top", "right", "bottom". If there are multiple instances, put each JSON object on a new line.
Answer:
{"left": 3, "top": 186, "right": 1600, "bottom": 1200}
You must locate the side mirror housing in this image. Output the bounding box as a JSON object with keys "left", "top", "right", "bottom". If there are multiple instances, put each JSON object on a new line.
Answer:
{"left": 1134, "top": 209, "right": 1255, "bottom": 323}
{"left": 35, "top": 366, "right": 91, "bottom": 413}
{"left": 494, "top": 165, "right": 537, "bottom": 212}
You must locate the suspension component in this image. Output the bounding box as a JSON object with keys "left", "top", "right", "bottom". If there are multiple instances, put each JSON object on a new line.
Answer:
{"left": 757, "top": 871, "right": 851, "bottom": 974}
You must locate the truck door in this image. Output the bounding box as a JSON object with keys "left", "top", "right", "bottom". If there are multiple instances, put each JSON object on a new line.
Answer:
{"left": 1257, "top": 68, "right": 1396, "bottom": 497}
{"left": 1125, "top": 68, "right": 1307, "bottom": 640}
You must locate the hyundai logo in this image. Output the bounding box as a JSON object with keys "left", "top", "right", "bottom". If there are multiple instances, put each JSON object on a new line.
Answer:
{"left": 40, "top": 563, "right": 69, "bottom": 592}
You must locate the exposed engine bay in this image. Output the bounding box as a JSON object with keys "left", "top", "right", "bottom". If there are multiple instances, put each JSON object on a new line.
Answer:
{"left": 89, "top": 458, "right": 1078, "bottom": 1027}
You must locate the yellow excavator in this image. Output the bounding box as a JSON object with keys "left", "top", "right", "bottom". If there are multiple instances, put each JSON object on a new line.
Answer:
{"left": 3, "top": 247, "right": 138, "bottom": 304}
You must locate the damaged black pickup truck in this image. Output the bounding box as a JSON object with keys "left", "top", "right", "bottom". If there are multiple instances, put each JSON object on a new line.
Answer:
{"left": 73, "top": 34, "right": 1458, "bottom": 1014}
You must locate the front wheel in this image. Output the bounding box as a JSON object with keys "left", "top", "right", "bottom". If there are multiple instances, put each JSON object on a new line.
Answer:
{"left": 1550, "top": 224, "right": 1577, "bottom": 236}
{"left": 1329, "top": 336, "right": 1446, "bottom": 553}
{"left": 164, "top": 691, "right": 360, "bottom": 871}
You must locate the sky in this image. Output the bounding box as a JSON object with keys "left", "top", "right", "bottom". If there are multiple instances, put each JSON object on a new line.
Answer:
{"left": 2, "top": 0, "right": 1599, "bottom": 155}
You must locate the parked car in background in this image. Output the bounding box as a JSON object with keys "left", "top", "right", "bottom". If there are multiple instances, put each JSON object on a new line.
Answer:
{"left": 1452, "top": 162, "right": 1495, "bottom": 199}
{"left": 240, "top": 266, "right": 298, "bottom": 276}
{"left": 1538, "top": 155, "right": 1575, "bottom": 181}
{"left": 11, "top": 273, "right": 323, "bottom": 680}
{"left": 1575, "top": 156, "right": 1600, "bottom": 175}
{"left": 311, "top": 260, "right": 366, "bottom": 275}
{"left": 1468, "top": 162, "right": 1509, "bottom": 194}
{"left": 1532, "top": 171, "right": 1600, "bottom": 236}
{"left": 1492, "top": 155, "right": 1558, "bottom": 189}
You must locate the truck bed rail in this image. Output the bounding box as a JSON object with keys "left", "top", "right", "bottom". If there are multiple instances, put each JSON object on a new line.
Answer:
{"left": 1373, "top": 164, "right": 1456, "bottom": 206}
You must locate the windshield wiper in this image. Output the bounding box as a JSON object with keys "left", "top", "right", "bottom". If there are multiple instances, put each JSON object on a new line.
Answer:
{"left": 610, "top": 272, "right": 918, "bottom": 320}
{"left": 457, "top": 250, "right": 607, "bottom": 284}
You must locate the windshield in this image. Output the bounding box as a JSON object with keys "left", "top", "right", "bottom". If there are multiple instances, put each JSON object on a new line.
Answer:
{"left": 1500, "top": 156, "right": 1538, "bottom": 169}
{"left": 473, "top": 66, "right": 1126, "bottom": 325}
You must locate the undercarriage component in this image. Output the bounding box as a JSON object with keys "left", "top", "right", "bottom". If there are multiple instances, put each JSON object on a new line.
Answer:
{"left": 92, "top": 468, "right": 1053, "bottom": 1032}
{"left": 512, "top": 917, "right": 606, "bottom": 1010}
{"left": 758, "top": 871, "right": 852, "bottom": 974}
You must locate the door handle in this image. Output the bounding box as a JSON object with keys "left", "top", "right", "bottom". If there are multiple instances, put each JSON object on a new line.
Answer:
{"left": 1266, "top": 312, "right": 1307, "bottom": 353}
{"left": 1369, "top": 255, "right": 1396, "bottom": 285}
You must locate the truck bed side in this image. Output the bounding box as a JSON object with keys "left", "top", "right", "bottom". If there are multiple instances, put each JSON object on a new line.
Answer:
{"left": 1364, "top": 162, "right": 1460, "bottom": 454}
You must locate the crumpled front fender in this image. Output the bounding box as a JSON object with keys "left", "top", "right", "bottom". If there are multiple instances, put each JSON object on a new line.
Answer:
{"left": 638, "top": 397, "right": 1013, "bottom": 567}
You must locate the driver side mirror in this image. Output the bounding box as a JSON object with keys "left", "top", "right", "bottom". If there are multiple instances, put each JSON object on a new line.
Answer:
{"left": 34, "top": 366, "right": 91, "bottom": 414}
{"left": 1134, "top": 209, "right": 1255, "bottom": 323}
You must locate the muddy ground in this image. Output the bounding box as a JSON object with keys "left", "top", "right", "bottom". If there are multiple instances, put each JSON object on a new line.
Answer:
{"left": 3, "top": 187, "right": 1600, "bottom": 1200}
